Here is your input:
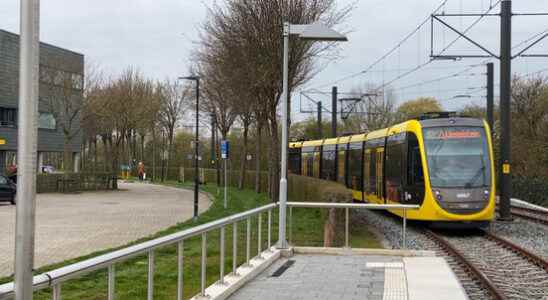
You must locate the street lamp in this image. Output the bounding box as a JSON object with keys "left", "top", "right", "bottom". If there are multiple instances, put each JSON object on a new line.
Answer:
{"left": 278, "top": 22, "right": 347, "bottom": 249}
{"left": 180, "top": 75, "right": 200, "bottom": 221}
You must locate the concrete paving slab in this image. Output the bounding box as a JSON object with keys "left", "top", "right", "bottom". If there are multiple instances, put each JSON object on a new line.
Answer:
{"left": 0, "top": 182, "right": 211, "bottom": 277}
{"left": 404, "top": 257, "right": 468, "bottom": 300}
{"left": 227, "top": 252, "right": 468, "bottom": 300}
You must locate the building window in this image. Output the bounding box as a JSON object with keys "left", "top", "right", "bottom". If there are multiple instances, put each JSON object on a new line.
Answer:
{"left": 0, "top": 108, "right": 17, "bottom": 127}
{"left": 39, "top": 112, "right": 56, "bottom": 130}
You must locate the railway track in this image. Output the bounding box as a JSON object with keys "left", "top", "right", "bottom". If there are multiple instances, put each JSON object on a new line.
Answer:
{"left": 424, "top": 229, "right": 548, "bottom": 300}
{"left": 511, "top": 206, "right": 548, "bottom": 226}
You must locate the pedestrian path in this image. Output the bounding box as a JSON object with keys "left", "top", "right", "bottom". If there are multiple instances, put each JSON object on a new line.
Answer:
{"left": 227, "top": 253, "right": 467, "bottom": 300}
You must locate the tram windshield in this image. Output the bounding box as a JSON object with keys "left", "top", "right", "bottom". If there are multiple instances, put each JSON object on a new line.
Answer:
{"left": 423, "top": 127, "right": 491, "bottom": 188}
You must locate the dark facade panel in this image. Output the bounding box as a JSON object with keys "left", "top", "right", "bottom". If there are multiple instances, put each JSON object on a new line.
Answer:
{"left": 0, "top": 29, "right": 84, "bottom": 153}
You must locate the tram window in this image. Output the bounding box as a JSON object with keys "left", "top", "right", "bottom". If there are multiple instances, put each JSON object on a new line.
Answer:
{"left": 407, "top": 134, "right": 424, "bottom": 185}
{"left": 370, "top": 150, "right": 376, "bottom": 194}
{"left": 313, "top": 149, "right": 321, "bottom": 178}
{"left": 363, "top": 149, "right": 371, "bottom": 193}
{"left": 337, "top": 145, "right": 347, "bottom": 185}
{"left": 386, "top": 133, "right": 405, "bottom": 202}
{"left": 289, "top": 150, "right": 301, "bottom": 175}
{"left": 301, "top": 147, "right": 315, "bottom": 177}
{"left": 321, "top": 145, "right": 336, "bottom": 181}
{"left": 348, "top": 142, "right": 363, "bottom": 190}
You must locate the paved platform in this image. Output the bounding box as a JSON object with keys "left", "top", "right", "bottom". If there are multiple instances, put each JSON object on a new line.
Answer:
{"left": 227, "top": 253, "right": 467, "bottom": 300}
{"left": 0, "top": 182, "right": 211, "bottom": 277}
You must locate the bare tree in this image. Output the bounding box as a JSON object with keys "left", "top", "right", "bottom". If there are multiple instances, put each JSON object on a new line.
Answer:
{"left": 158, "top": 79, "right": 188, "bottom": 178}
{"left": 199, "top": 0, "right": 352, "bottom": 199}
{"left": 40, "top": 64, "right": 85, "bottom": 172}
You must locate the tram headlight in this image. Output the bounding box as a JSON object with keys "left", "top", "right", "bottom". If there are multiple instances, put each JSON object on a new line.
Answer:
{"left": 483, "top": 190, "right": 489, "bottom": 200}
{"left": 434, "top": 190, "right": 443, "bottom": 201}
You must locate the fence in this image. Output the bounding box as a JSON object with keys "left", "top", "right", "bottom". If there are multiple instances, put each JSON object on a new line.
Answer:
{"left": 287, "top": 202, "right": 419, "bottom": 250}
{"left": 0, "top": 201, "right": 418, "bottom": 300}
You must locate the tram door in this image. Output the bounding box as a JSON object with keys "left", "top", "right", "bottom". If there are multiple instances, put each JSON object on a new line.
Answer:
{"left": 376, "top": 148, "right": 384, "bottom": 201}
{"left": 404, "top": 133, "right": 425, "bottom": 205}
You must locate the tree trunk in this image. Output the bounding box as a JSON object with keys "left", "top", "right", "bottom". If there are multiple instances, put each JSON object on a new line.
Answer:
{"left": 93, "top": 138, "right": 98, "bottom": 173}
{"left": 102, "top": 135, "right": 109, "bottom": 172}
{"left": 112, "top": 138, "right": 120, "bottom": 189}
{"left": 267, "top": 116, "right": 280, "bottom": 201}
{"left": 151, "top": 128, "right": 156, "bottom": 182}
{"left": 63, "top": 136, "right": 73, "bottom": 173}
{"left": 254, "top": 123, "right": 262, "bottom": 193}
{"left": 140, "top": 133, "right": 146, "bottom": 162}
{"left": 238, "top": 123, "right": 250, "bottom": 189}
{"left": 166, "top": 129, "right": 174, "bottom": 181}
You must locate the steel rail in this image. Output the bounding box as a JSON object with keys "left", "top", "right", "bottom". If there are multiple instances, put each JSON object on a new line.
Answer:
{"left": 483, "top": 231, "right": 548, "bottom": 271}
{"left": 424, "top": 229, "right": 506, "bottom": 300}
{"left": 510, "top": 206, "right": 548, "bottom": 226}
{"left": 0, "top": 203, "right": 277, "bottom": 298}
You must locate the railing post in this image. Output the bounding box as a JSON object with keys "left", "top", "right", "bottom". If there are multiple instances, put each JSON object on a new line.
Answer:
{"left": 52, "top": 284, "right": 61, "bottom": 300}
{"left": 201, "top": 233, "right": 207, "bottom": 296}
{"left": 258, "top": 213, "right": 262, "bottom": 258}
{"left": 345, "top": 207, "right": 349, "bottom": 248}
{"left": 148, "top": 250, "right": 154, "bottom": 300}
{"left": 268, "top": 209, "right": 272, "bottom": 250}
{"left": 219, "top": 226, "right": 225, "bottom": 284}
{"left": 246, "top": 217, "right": 251, "bottom": 266}
{"left": 108, "top": 265, "right": 115, "bottom": 300}
{"left": 232, "top": 222, "right": 238, "bottom": 276}
{"left": 289, "top": 206, "right": 293, "bottom": 245}
{"left": 177, "top": 241, "right": 184, "bottom": 300}
{"left": 402, "top": 208, "right": 407, "bottom": 250}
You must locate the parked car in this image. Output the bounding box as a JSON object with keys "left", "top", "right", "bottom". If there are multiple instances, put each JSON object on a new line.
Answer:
{"left": 0, "top": 175, "right": 16, "bottom": 205}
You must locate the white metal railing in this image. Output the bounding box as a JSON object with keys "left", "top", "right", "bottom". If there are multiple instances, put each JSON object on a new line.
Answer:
{"left": 0, "top": 203, "right": 278, "bottom": 300}
{"left": 286, "top": 202, "right": 420, "bottom": 249}
{"left": 0, "top": 201, "right": 418, "bottom": 299}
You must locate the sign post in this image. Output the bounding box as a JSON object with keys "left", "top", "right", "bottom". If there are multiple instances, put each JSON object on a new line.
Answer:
{"left": 221, "top": 140, "right": 229, "bottom": 208}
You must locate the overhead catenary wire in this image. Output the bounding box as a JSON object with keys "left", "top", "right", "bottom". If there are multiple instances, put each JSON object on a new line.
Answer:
{"left": 512, "top": 27, "right": 548, "bottom": 50}
{"left": 371, "top": 1, "right": 502, "bottom": 93}
{"left": 311, "top": 0, "right": 451, "bottom": 89}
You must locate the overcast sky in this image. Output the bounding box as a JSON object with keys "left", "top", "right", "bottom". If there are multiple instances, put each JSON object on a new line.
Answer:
{"left": 1, "top": 0, "right": 547, "bottom": 119}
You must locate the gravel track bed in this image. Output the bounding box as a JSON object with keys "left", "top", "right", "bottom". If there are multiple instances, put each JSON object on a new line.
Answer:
{"left": 442, "top": 234, "right": 548, "bottom": 300}
{"left": 491, "top": 214, "right": 548, "bottom": 261}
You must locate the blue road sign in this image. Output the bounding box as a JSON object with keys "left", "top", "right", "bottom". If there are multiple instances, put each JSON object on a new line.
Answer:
{"left": 221, "top": 140, "right": 229, "bottom": 159}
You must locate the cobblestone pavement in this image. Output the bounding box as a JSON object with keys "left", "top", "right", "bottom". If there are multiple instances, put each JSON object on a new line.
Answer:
{"left": 229, "top": 255, "right": 404, "bottom": 300}
{"left": 0, "top": 182, "right": 211, "bottom": 277}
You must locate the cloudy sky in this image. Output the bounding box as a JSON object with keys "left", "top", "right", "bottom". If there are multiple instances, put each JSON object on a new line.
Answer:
{"left": 1, "top": 0, "right": 547, "bottom": 119}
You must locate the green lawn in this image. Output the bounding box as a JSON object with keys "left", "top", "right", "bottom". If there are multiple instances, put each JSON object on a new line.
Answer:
{"left": 2, "top": 181, "right": 381, "bottom": 299}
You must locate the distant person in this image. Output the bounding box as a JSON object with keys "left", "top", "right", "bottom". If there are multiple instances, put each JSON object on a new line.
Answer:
{"left": 138, "top": 161, "right": 145, "bottom": 181}
{"left": 7, "top": 164, "right": 17, "bottom": 184}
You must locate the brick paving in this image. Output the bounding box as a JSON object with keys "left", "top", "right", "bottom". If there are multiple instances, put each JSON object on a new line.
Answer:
{"left": 228, "top": 255, "right": 404, "bottom": 300}
{"left": 0, "top": 182, "right": 211, "bottom": 277}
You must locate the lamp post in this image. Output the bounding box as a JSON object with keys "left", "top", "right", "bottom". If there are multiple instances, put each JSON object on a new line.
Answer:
{"left": 180, "top": 76, "right": 200, "bottom": 221}
{"left": 15, "top": 0, "right": 40, "bottom": 298}
{"left": 278, "top": 22, "right": 347, "bottom": 249}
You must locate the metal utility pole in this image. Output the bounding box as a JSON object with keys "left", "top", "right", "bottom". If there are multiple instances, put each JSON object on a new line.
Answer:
{"left": 194, "top": 79, "right": 200, "bottom": 220}
{"left": 180, "top": 76, "right": 201, "bottom": 221}
{"left": 317, "top": 101, "right": 322, "bottom": 139}
{"left": 486, "top": 62, "right": 494, "bottom": 135}
{"left": 210, "top": 113, "right": 216, "bottom": 169}
{"left": 15, "top": 0, "right": 40, "bottom": 298}
{"left": 331, "top": 86, "right": 337, "bottom": 138}
{"left": 499, "top": 0, "right": 512, "bottom": 221}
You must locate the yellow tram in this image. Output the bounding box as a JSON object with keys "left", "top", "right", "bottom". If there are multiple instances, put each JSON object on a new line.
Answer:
{"left": 289, "top": 113, "right": 496, "bottom": 227}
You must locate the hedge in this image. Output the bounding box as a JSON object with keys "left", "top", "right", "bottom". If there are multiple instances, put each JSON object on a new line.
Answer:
{"left": 512, "top": 176, "right": 548, "bottom": 207}
{"left": 37, "top": 173, "right": 117, "bottom": 193}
